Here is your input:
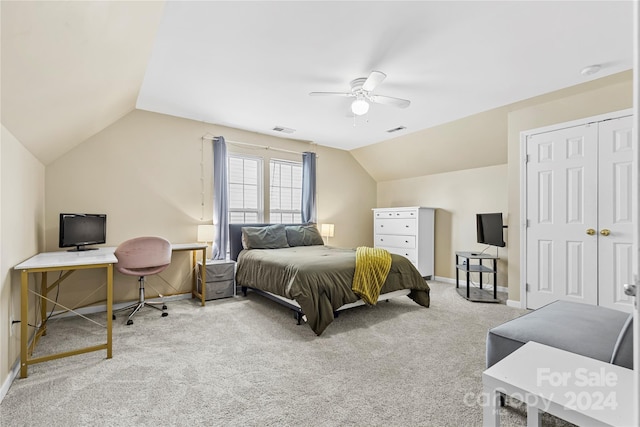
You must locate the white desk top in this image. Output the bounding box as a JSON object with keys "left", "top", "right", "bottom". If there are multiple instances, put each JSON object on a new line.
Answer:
{"left": 171, "top": 243, "right": 208, "bottom": 251}
{"left": 15, "top": 247, "right": 118, "bottom": 270}
{"left": 483, "top": 341, "right": 634, "bottom": 426}
{"left": 15, "top": 243, "right": 207, "bottom": 270}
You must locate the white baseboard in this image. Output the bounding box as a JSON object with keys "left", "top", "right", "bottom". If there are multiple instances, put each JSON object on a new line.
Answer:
{"left": 0, "top": 358, "right": 20, "bottom": 404}
{"left": 506, "top": 299, "right": 524, "bottom": 309}
{"left": 433, "top": 276, "right": 508, "bottom": 293}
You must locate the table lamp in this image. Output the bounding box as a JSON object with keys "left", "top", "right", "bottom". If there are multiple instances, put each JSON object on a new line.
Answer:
{"left": 321, "top": 223, "right": 334, "bottom": 244}
{"left": 197, "top": 224, "right": 215, "bottom": 259}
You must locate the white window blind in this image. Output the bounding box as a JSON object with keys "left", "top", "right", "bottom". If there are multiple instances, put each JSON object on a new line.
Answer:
{"left": 270, "top": 159, "right": 302, "bottom": 224}
{"left": 228, "top": 155, "right": 263, "bottom": 223}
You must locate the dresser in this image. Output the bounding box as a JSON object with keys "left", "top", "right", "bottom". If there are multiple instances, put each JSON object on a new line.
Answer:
{"left": 197, "top": 260, "right": 236, "bottom": 300}
{"left": 373, "top": 207, "right": 435, "bottom": 278}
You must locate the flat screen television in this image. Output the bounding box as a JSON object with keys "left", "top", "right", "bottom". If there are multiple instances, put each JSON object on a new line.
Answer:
{"left": 59, "top": 213, "right": 107, "bottom": 251}
{"left": 476, "top": 213, "right": 505, "bottom": 248}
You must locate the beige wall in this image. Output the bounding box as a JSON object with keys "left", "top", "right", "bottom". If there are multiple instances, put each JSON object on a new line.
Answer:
{"left": 377, "top": 165, "right": 508, "bottom": 286}
{"left": 44, "top": 110, "right": 375, "bottom": 307}
{"left": 0, "top": 125, "right": 45, "bottom": 394}
{"left": 358, "top": 71, "right": 633, "bottom": 304}
{"left": 506, "top": 75, "right": 633, "bottom": 303}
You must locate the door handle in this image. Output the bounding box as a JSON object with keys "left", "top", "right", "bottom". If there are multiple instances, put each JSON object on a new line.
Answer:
{"left": 599, "top": 229, "right": 610, "bottom": 236}
{"left": 586, "top": 228, "right": 596, "bottom": 235}
{"left": 623, "top": 283, "right": 637, "bottom": 297}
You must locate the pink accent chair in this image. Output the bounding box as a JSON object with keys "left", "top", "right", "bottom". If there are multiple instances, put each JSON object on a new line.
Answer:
{"left": 114, "top": 236, "right": 172, "bottom": 325}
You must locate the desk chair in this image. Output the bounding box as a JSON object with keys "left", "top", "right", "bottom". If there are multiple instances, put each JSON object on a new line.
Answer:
{"left": 114, "top": 236, "right": 172, "bottom": 325}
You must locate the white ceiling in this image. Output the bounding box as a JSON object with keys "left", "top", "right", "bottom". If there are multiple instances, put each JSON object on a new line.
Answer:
{"left": 137, "top": 1, "right": 634, "bottom": 151}
{"left": 1, "top": 1, "right": 634, "bottom": 164}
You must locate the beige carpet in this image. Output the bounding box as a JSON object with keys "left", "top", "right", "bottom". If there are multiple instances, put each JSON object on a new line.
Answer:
{"left": 1, "top": 281, "right": 568, "bottom": 426}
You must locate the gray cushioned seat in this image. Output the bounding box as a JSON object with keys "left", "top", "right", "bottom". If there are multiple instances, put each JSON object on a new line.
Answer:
{"left": 486, "top": 300, "right": 633, "bottom": 370}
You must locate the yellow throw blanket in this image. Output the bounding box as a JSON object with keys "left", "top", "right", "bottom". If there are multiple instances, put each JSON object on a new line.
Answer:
{"left": 352, "top": 246, "right": 392, "bottom": 305}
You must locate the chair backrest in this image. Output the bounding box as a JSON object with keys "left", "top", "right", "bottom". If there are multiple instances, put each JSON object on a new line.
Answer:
{"left": 115, "top": 236, "right": 172, "bottom": 276}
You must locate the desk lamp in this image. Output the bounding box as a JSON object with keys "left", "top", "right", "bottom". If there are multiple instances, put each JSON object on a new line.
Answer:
{"left": 197, "top": 224, "right": 215, "bottom": 260}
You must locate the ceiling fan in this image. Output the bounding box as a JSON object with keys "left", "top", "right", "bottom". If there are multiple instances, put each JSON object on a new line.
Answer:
{"left": 309, "top": 71, "right": 411, "bottom": 116}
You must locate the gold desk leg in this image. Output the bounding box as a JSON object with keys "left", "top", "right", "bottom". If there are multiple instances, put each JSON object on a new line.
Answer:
{"left": 20, "top": 270, "right": 28, "bottom": 378}
{"left": 40, "top": 272, "right": 47, "bottom": 336}
{"left": 200, "top": 247, "right": 206, "bottom": 306}
{"left": 106, "top": 264, "right": 113, "bottom": 359}
{"left": 191, "top": 250, "right": 197, "bottom": 300}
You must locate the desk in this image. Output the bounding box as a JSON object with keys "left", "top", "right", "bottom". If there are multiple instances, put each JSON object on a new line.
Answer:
{"left": 170, "top": 243, "right": 208, "bottom": 306}
{"left": 14, "top": 248, "right": 117, "bottom": 378}
{"left": 483, "top": 341, "right": 634, "bottom": 426}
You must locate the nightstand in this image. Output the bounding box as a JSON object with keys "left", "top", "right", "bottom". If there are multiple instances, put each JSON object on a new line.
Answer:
{"left": 196, "top": 259, "right": 236, "bottom": 302}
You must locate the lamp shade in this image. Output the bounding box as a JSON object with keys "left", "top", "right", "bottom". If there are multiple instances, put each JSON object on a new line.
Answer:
{"left": 197, "top": 225, "right": 215, "bottom": 242}
{"left": 321, "top": 223, "right": 335, "bottom": 238}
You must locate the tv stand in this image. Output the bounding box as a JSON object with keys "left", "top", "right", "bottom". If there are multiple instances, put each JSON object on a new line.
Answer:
{"left": 455, "top": 251, "right": 499, "bottom": 303}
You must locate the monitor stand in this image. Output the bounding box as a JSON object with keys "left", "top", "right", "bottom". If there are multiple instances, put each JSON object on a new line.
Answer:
{"left": 67, "top": 245, "right": 99, "bottom": 252}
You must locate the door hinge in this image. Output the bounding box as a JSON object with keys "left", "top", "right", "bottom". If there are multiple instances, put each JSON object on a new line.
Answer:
{"left": 525, "top": 154, "right": 530, "bottom": 164}
{"left": 526, "top": 283, "right": 530, "bottom": 292}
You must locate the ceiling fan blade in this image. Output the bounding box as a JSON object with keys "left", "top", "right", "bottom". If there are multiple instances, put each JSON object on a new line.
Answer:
{"left": 370, "top": 94, "right": 411, "bottom": 108}
{"left": 362, "top": 71, "right": 386, "bottom": 92}
{"left": 309, "top": 91, "right": 353, "bottom": 97}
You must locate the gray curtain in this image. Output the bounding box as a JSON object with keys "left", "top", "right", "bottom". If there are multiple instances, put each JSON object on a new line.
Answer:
{"left": 301, "top": 151, "right": 316, "bottom": 223}
{"left": 212, "top": 137, "right": 229, "bottom": 260}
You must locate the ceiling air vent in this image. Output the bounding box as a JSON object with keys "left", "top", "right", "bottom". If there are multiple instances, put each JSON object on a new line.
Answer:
{"left": 386, "top": 126, "right": 406, "bottom": 133}
{"left": 272, "top": 126, "right": 295, "bottom": 134}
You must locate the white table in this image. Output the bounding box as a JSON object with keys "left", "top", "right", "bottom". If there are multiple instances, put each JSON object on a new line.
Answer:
{"left": 483, "top": 341, "right": 634, "bottom": 426}
{"left": 15, "top": 248, "right": 117, "bottom": 378}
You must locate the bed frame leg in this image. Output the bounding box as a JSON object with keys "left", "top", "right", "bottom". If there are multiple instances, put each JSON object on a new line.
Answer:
{"left": 295, "top": 311, "right": 303, "bottom": 325}
{"left": 241, "top": 286, "right": 248, "bottom": 297}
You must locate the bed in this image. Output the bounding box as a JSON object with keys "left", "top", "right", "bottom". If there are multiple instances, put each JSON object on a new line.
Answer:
{"left": 230, "top": 223, "right": 431, "bottom": 335}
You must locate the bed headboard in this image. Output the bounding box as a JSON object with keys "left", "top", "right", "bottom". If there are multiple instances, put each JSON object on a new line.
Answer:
{"left": 229, "top": 223, "right": 302, "bottom": 261}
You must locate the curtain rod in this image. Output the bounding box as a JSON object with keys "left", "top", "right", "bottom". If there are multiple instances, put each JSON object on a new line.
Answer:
{"left": 201, "top": 134, "right": 315, "bottom": 156}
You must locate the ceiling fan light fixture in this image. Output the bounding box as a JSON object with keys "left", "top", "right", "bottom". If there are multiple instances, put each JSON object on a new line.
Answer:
{"left": 351, "top": 98, "right": 369, "bottom": 116}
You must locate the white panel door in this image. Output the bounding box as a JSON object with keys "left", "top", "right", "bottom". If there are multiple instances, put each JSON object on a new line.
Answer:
{"left": 598, "top": 116, "right": 635, "bottom": 313}
{"left": 526, "top": 124, "right": 599, "bottom": 308}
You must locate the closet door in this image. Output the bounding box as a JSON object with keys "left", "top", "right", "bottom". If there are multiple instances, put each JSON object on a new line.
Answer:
{"left": 597, "top": 116, "right": 635, "bottom": 313}
{"left": 525, "top": 124, "right": 599, "bottom": 309}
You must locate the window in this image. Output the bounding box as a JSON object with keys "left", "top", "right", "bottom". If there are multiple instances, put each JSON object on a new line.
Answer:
{"left": 228, "top": 155, "right": 263, "bottom": 223}
{"left": 270, "top": 159, "right": 302, "bottom": 223}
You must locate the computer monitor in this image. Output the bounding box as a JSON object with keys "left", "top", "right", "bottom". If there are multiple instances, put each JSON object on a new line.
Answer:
{"left": 59, "top": 213, "right": 107, "bottom": 251}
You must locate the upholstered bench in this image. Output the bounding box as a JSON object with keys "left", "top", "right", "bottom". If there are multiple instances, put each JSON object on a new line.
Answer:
{"left": 486, "top": 300, "right": 634, "bottom": 370}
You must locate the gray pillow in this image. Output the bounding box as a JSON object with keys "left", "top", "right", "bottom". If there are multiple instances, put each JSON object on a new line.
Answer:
{"left": 241, "top": 224, "right": 289, "bottom": 250}
{"left": 285, "top": 224, "right": 324, "bottom": 247}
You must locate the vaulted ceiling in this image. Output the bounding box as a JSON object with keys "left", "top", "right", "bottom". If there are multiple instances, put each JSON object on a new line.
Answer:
{"left": 1, "top": 1, "right": 634, "bottom": 165}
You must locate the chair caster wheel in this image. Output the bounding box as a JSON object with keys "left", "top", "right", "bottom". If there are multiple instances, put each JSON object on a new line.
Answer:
{"left": 162, "top": 312, "right": 168, "bottom": 317}
{"left": 162, "top": 305, "right": 167, "bottom": 310}
{"left": 112, "top": 314, "right": 116, "bottom": 320}
{"left": 126, "top": 319, "right": 133, "bottom": 325}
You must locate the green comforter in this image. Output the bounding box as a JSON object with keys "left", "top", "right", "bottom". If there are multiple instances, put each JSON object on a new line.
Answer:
{"left": 235, "top": 245, "right": 431, "bottom": 335}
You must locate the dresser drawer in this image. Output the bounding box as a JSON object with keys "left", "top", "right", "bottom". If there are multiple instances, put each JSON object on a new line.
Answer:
{"left": 197, "top": 279, "right": 235, "bottom": 300}
{"left": 374, "top": 234, "right": 415, "bottom": 248}
{"left": 374, "top": 218, "right": 416, "bottom": 235}
{"left": 198, "top": 260, "right": 235, "bottom": 281}
{"left": 374, "top": 210, "right": 418, "bottom": 219}
{"left": 378, "top": 246, "right": 417, "bottom": 264}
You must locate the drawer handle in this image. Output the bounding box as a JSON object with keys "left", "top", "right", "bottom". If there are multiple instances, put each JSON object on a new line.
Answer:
{"left": 380, "top": 239, "right": 384, "bottom": 242}
{"left": 405, "top": 225, "right": 409, "bottom": 228}
{"left": 380, "top": 225, "right": 384, "bottom": 227}
{"left": 405, "top": 240, "right": 409, "bottom": 243}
